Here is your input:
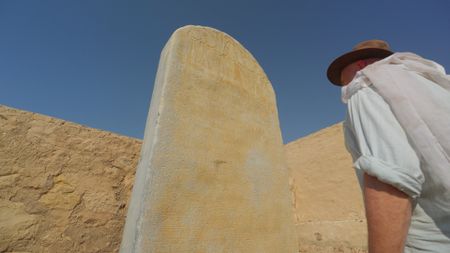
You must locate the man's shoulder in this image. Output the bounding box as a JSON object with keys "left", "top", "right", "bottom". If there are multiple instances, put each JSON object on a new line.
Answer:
{"left": 343, "top": 79, "right": 386, "bottom": 107}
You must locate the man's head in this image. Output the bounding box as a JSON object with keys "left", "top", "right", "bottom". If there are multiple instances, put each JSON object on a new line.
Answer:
{"left": 340, "top": 57, "right": 381, "bottom": 85}
{"left": 327, "top": 40, "right": 393, "bottom": 86}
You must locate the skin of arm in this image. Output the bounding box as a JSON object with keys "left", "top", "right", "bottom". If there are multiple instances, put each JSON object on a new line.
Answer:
{"left": 363, "top": 173, "right": 412, "bottom": 253}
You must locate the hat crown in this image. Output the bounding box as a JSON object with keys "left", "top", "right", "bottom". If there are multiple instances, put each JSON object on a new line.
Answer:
{"left": 352, "top": 39, "right": 391, "bottom": 51}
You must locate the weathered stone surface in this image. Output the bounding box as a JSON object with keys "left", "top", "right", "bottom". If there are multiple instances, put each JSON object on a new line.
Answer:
{"left": 0, "top": 104, "right": 368, "bottom": 252}
{"left": 0, "top": 105, "right": 141, "bottom": 253}
{"left": 285, "top": 123, "right": 367, "bottom": 253}
{"left": 0, "top": 200, "right": 38, "bottom": 252}
{"left": 120, "top": 25, "right": 298, "bottom": 253}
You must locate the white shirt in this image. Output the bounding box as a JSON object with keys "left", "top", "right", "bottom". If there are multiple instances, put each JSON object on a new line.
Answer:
{"left": 343, "top": 67, "right": 450, "bottom": 252}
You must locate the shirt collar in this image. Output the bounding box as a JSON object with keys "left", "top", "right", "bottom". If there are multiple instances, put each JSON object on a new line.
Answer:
{"left": 341, "top": 71, "right": 372, "bottom": 104}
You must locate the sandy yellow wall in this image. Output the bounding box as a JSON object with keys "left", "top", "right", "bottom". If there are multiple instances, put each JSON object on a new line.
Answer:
{"left": 286, "top": 123, "right": 367, "bottom": 253}
{"left": 0, "top": 105, "right": 141, "bottom": 252}
{"left": 0, "top": 105, "right": 367, "bottom": 252}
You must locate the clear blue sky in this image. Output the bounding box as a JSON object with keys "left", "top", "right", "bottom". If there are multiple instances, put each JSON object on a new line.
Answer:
{"left": 1, "top": 1, "right": 449, "bottom": 143}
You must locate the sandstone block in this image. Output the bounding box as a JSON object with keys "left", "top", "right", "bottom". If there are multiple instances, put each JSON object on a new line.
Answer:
{"left": 120, "top": 25, "right": 297, "bottom": 253}
{"left": 285, "top": 123, "right": 367, "bottom": 252}
{"left": 0, "top": 105, "right": 141, "bottom": 253}
{"left": 0, "top": 200, "right": 38, "bottom": 252}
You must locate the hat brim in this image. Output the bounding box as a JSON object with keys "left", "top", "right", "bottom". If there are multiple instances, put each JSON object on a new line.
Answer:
{"left": 327, "top": 48, "right": 393, "bottom": 86}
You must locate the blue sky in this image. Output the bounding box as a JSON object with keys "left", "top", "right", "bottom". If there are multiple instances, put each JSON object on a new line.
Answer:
{"left": 1, "top": 0, "right": 449, "bottom": 143}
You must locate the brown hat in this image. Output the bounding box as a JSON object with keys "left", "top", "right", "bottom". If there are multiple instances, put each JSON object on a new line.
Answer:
{"left": 327, "top": 40, "right": 393, "bottom": 86}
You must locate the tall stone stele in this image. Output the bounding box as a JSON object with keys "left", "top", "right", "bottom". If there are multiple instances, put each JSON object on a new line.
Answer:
{"left": 120, "top": 25, "right": 297, "bottom": 253}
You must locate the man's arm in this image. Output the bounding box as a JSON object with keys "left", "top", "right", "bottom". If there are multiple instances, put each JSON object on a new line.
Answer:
{"left": 364, "top": 173, "right": 412, "bottom": 253}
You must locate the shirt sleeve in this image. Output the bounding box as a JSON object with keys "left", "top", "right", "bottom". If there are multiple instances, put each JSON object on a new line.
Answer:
{"left": 344, "top": 86, "right": 425, "bottom": 198}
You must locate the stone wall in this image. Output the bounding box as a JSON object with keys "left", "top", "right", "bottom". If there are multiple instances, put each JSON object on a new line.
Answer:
{"left": 0, "top": 105, "right": 367, "bottom": 252}
{"left": 0, "top": 105, "right": 141, "bottom": 252}
{"left": 286, "top": 123, "right": 367, "bottom": 253}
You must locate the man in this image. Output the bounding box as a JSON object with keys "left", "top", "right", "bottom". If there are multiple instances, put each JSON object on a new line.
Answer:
{"left": 327, "top": 40, "right": 450, "bottom": 252}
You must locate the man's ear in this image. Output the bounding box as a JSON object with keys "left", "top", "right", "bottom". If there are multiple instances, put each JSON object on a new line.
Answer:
{"left": 356, "top": 60, "right": 367, "bottom": 69}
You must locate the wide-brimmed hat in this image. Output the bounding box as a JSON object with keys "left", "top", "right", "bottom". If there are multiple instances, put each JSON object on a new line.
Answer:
{"left": 327, "top": 40, "right": 393, "bottom": 86}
